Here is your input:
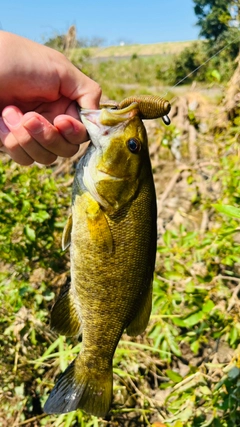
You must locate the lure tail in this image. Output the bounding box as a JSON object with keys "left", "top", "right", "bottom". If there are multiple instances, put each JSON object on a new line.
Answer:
{"left": 44, "top": 355, "right": 113, "bottom": 417}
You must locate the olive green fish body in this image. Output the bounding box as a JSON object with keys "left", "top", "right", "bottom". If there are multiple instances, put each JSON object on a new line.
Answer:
{"left": 44, "top": 106, "right": 157, "bottom": 417}
{"left": 72, "top": 167, "right": 156, "bottom": 345}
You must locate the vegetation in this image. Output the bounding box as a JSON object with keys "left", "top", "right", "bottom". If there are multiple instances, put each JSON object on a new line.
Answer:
{"left": 44, "top": 26, "right": 104, "bottom": 52}
{"left": 1, "top": 8, "right": 240, "bottom": 426}
{"left": 66, "top": 35, "right": 239, "bottom": 91}
{"left": 192, "top": 0, "right": 240, "bottom": 64}
{"left": 193, "top": 0, "right": 240, "bottom": 41}
{"left": 1, "top": 49, "right": 240, "bottom": 426}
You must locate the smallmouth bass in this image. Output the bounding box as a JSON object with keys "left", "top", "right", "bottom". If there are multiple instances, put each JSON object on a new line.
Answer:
{"left": 44, "top": 97, "right": 170, "bottom": 417}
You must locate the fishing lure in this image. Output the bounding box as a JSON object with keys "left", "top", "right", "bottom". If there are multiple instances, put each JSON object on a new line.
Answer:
{"left": 100, "top": 94, "right": 171, "bottom": 125}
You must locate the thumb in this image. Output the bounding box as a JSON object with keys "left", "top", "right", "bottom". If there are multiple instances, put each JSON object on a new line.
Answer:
{"left": 58, "top": 57, "right": 102, "bottom": 109}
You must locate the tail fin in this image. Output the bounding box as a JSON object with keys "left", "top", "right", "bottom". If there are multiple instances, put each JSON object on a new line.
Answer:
{"left": 44, "top": 356, "right": 113, "bottom": 417}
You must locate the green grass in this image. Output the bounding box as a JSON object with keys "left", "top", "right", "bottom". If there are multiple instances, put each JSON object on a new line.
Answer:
{"left": 74, "top": 40, "right": 196, "bottom": 58}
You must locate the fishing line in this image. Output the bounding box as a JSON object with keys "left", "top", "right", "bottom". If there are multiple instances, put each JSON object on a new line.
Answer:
{"left": 161, "top": 35, "right": 240, "bottom": 105}
{"left": 172, "top": 39, "right": 239, "bottom": 89}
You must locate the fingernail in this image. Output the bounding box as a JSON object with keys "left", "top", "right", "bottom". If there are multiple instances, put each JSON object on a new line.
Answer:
{"left": 0, "top": 118, "right": 10, "bottom": 134}
{"left": 23, "top": 117, "right": 44, "bottom": 134}
{"left": 61, "top": 122, "right": 75, "bottom": 135}
{"left": 3, "top": 110, "right": 22, "bottom": 128}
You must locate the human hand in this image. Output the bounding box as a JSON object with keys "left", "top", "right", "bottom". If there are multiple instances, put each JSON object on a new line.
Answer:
{"left": 0, "top": 31, "right": 101, "bottom": 165}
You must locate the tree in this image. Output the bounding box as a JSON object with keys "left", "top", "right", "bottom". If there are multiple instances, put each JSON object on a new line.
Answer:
{"left": 193, "top": 0, "right": 240, "bottom": 41}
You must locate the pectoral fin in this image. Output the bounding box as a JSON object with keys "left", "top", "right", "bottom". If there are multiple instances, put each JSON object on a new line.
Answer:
{"left": 51, "top": 284, "right": 81, "bottom": 337}
{"left": 126, "top": 281, "right": 152, "bottom": 336}
{"left": 85, "top": 196, "right": 113, "bottom": 254}
{"left": 62, "top": 213, "right": 72, "bottom": 251}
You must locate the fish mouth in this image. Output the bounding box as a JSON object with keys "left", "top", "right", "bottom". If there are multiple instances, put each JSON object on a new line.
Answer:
{"left": 79, "top": 102, "right": 139, "bottom": 128}
{"left": 79, "top": 103, "right": 139, "bottom": 150}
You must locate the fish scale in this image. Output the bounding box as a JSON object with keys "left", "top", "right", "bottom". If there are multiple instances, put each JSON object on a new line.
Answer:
{"left": 44, "top": 102, "right": 157, "bottom": 417}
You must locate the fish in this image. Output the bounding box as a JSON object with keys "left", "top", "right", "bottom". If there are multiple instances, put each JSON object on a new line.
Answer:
{"left": 44, "top": 96, "right": 169, "bottom": 417}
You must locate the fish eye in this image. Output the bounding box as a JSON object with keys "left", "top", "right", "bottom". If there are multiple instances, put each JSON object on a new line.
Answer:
{"left": 127, "top": 138, "right": 141, "bottom": 154}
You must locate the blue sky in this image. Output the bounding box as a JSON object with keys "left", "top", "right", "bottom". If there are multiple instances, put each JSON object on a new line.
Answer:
{"left": 1, "top": 0, "right": 199, "bottom": 45}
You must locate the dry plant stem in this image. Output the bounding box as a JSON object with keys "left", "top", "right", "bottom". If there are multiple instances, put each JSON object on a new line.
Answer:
{"left": 157, "top": 164, "right": 197, "bottom": 214}
{"left": 209, "top": 275, "right": 240, "bottom": 312}
{"left": 13, "top": 342, "right": 20, "bottom": 374}
{"left": 157, "top": 171, "right": 182, "bottom": 214}
{"left": 213, "top": 275, "right": 240, "bottom": 284}
{"left": 227, "top": 283, "right": 240, "bottom": 312}
{"left": 200, "top": 209, "right": 209, "bottom": 234}
{"left": 196, "top": 161, "right": 220, "bottom": 168}
{"left": 188, "top": 125, "right": 198, "bottom": 163}
{"left": 52, "top": 159, "right": 72, "bottom": 177}
{"left": 17, "top": 414, "right": 47, "bottom": 426}
{"left": 171, "top": 372, "right": 207, "bottom": 393}
{"left": 127, "top": 376, "right": 159, "bottom": 420}
{"left": 12, "top": 401, "right": 27, "bottom": 427}
{"left": 156, "top": 275, "right": 173, "bottom": 284}
{"left": 61, "top": 177, "right": 74, "bottom": 187}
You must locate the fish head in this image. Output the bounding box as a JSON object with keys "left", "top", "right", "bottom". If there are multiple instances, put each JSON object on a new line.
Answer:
{"left": 79, "top": 103, "right": 150, "bottom": 211}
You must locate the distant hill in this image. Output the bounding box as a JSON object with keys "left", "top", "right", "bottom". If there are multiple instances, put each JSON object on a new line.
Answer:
{"left": 80, "top": 40, "right": 197, "bottom": 59}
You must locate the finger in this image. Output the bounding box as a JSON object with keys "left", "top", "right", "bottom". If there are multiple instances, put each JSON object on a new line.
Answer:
{"left": 2, "top": 107, "right": 58, "bottom": 164}
{"left": 0, "top": 132, "right": 34, "bottom": 165}
{"left": 53, "top": 114, "right": 89, "bottom": 145}
{"left": 4, "top": 140, "right": 34, "bottom": 165}
{"left": 64, "top": 101, "right": 80, "bottom": 119}
{"left": 0, "top": 117, "right": 9, "bottom": 151}
{"left": 22, "top": 112, "right": 80, "bottom": 158}
{"left": 0, "top": 114, "right": 34, "bottom": 164}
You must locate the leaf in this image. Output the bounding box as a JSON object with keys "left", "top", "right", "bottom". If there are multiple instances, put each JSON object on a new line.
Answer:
{"left": 191, "top": 340, "right": 200, "bottom": 354}
{"left": 227, "top": 366, "right": 240, "bottom": 380}
{"left": 211, "top": 69, "right": 221, "bottom": 82}
{"left": 24, "top": 225, "right": 36, "bottom": 242}
{"left": 213, "top": 204, "right": 240, "bottom": 219}
{"left": 163, "top": 230, "right": 172, "bottom": 247}
{"left": 177, "top": 404, "right": 194, "bottom": 422}
{"left": 166, "top": 369, "right": 183, "bottom": 383}
{"left": 173, "top": 422, "right": 184, "bottom": 427}
{"left": 164, "top": 271, "right": 183, "bottom": 281}
{"left": 202, "top": 299, "right": 215, "bottom": 313}
{"left": 58, "top": 335, "right": 68, "bottom": 372}
{"left": 63, "top": 412, "right": 76, "bottom": 427}
{"left": 172, "top": 317, "right": 186, "bottom": 327}
{"left": 183, "top": 310, "right": 204, "bottom": 327}
{"left": 199, "top": 385, "right": 212, "bottom": 395}
{"left": 229, "top": 326, "right": 239, "bottom": 346}
{"left": 1, "top": 192, "right": 15, "bottom": 204}
{"left": 168, "top": 336, "right": 182, "bottom": 357}
{"left": 30, "top": 210, "right": 50, "bottom": 222}
{"left": 14, "top": 383, "right": 25, "bottom": 397}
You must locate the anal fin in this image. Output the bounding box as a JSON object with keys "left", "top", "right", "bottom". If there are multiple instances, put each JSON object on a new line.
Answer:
{"left": 126, "top": 281, "right": 152, "bottom": 336}
{"left": 51, "top": 284, "right": 81, "bottom": 337}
